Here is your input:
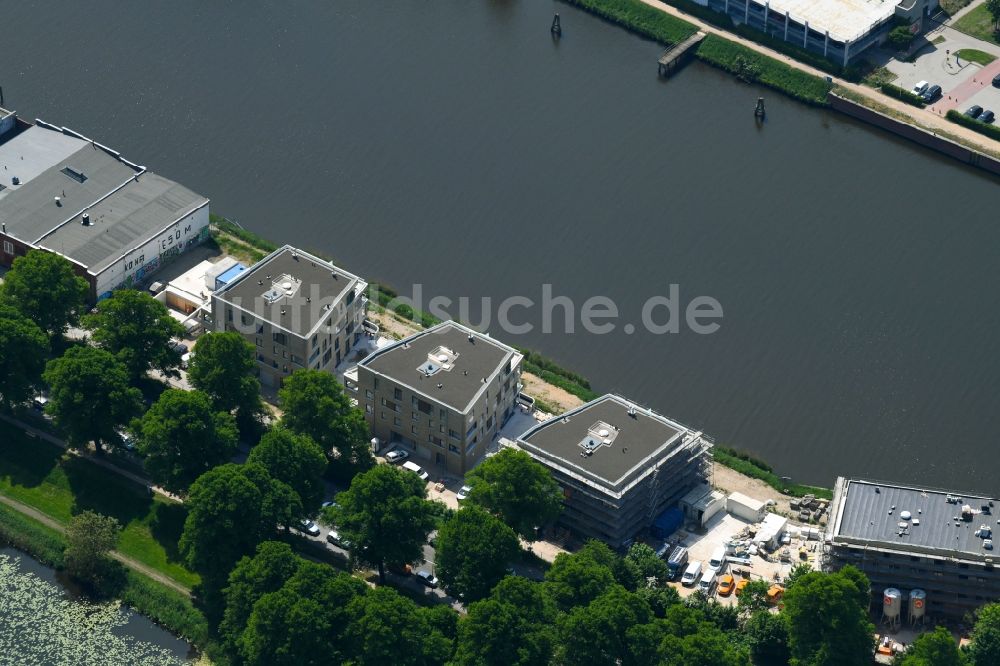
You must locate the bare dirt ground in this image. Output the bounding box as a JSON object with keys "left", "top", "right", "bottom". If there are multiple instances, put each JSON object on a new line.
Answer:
{"left": 368, "top": 310, "right": 422, "bottom": 340}
{"left": 520, "top": 373, "right": 584, "bottom": 415}
{"left": 711, "top": 461, "right": 795, "bottom": 517}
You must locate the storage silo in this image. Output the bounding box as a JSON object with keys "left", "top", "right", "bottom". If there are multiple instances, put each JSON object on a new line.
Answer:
{"left": 908, "top": 589, "right": 927, "bottom": 625}
{"left": 882, "top": 588, "right": 902, "bottom": 627}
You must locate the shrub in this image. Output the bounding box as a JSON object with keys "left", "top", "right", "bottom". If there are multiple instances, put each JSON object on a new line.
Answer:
{"left": 880, "top": 83, "right": 926, "bottom": 108}
{"left": 713, "top": 448, "right": 832, "bottom": 499}
{"left": 888, "top": 25, "right": 915, "bottom": 50}
{"left": 209, "top": 214, "right": 277, "bottom": 252}
{"left": 946, "top": 109, "right": 1000, "bottom": 142}
{"left": 730, "top": 23, "right": 848, "bottom": 79}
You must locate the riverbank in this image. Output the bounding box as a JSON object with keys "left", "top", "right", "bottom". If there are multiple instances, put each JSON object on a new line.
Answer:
{"left": 563, "top": 0, "right": 1000, "bottom": 170}
{"left": 0, "top": 502, "right": 215, "bottom": 662}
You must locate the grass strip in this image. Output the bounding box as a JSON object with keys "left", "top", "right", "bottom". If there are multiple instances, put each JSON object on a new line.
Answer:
{"left": 695, "top": 35, "right": 832, "bottom": 106}
{"left": 713, "top": 446, "right": 832, "bottom": 499}
{"left": 880, "top": 83, "right": 926, "bottom": 108}
{"left": 562, "top": 0, "right": 698, "bottom": 45}
{"left": 955, "top": 48, "right": 997, "bottom": 66}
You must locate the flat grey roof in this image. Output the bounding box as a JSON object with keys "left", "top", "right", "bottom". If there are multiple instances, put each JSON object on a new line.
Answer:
{"left": 214, "top": 245, "right": 363, "bottom": 338}
{"left": 0, "top": 121, "right": 207, "bottom": 275}
{"left": 38, "top": 173, "right": 207, "bottom": 273}
{"left": 360, "top": 321, "right": 520, "bottom": 413}
{"left": 833, "top": 479, "right": 999, "bottom": 561}
{"left": 517, "top": 395, "right": 695, "bottom": 492}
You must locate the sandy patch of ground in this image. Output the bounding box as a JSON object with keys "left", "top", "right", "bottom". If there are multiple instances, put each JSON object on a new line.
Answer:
{"left": 368, "top": 310, "right": 423, "bottom": 340}
{"left": 711, "top": 461, "right": 795, "bottom": 517}
{"left": 520, "top": 372, "right": 584, "bottom": 415}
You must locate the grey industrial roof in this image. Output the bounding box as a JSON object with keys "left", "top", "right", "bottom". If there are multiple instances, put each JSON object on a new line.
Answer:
{"left": 0, "top": 121, "right": 207, "bottom": 275}
{"left": 214, "top": 246, "right": 363, "bottom": 338}
{"left": 38, "top": 173, "right": 207, "bottom": 273}
{"left": 360, "top": 321, "right": 521, "bottom": 413}
{"left": 833, "top": 479, "right": 999, "bottom": 561}
{"left": 517, "top": 395, "right": 694, "bottom": 492}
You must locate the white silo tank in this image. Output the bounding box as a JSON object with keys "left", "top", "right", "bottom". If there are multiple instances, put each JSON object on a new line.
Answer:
{"left": 909, "top": 589, "right": 927, "bottom": 624}
{"left": 882, "top": 588, "right": 902, "bottom": 624}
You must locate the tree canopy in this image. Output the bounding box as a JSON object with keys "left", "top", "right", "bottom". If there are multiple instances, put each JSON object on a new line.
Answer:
{"left": 63, "top": 510, "right": 122, "bottom": 590}
{"left": 969, "top": 603, "right": 1000, "bottom": 666}
{"left": 544, "top": 543, "right": 619, "bottom": 612}
{"left": 435, "top": 504, "right": 520, "bottom": 602}
{"left": 133, "top": 388, "right": 239, "bottom": 494}
{"left": 187, "top": 331, "right": 262, "bottom": 424}
{"left": 0, "top": 249, "right": 88, "bottom": 335}
{"left": 83, "top": 289, "right": 185, "bottom": 379}
{"left": 0, "top": 304, "right": 49, "bottom": 407}
{"left": 465, "top": 447, "right": 563, "bottom": 539}
{"left": 782, "top": 566, "right": 874, "bottom": 666}
{"left": 246, "top": 426, "right": 328, "bottom": 511}
{"left": 343, "top": 586, "right": 453, "bottom": 666}
{"left": 43, "top": 346, "right": 143, "bottom": 453}
{"left": 323, "top": 464, "right": 437, "bottom": 583}
{"left": 278, "top": 369, "right": 374, "bottom": 479}
{"left": 899, "top": 625, "right": 966, "bottom": 666}
{"left": 555, "top": 585, "right": 653, "bottom": 666}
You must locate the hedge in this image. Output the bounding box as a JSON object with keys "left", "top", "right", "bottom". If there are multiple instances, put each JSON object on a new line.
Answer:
{"left": 695, "top": 35, "right": 832, "bottom": 106}
{"left": 562, "top": 0, "right": 698, "bottom": 45}
{"left": 946, "top": 109, "right": 1000, "bottom": 142}
{"left": 880, "top": 83, "right": 926, "bottom": 108}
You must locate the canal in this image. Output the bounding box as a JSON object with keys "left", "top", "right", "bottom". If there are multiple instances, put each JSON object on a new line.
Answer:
{"left": 2, "top": 0, "right": 998, "bottom": 490}
{"left": 0, "top": 548, "right": 193, "bottom": 664}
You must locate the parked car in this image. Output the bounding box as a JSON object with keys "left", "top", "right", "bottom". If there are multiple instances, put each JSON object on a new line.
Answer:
{"left": 993, "top": 73, "right": 1000, "bottom": 87}
{"left": 116, "top": 428, "right": 136, "bottom": 452}
{"left": 911, "top": 80, "right": 928, "bottom": 96}
{"left": 735, "top": 579, "right": 749, "bottom": 597}
{"left": 456, "top": 485, "right": 472, "bottom": 501}
{"left": 965, "top": 105, "right": 984, "bottom": 119}
{"left": 326, "top": 529, "right": 351, "bottom": 548}
{"left": 921, "top": 84, "right": 941, "bottom": 103}
{"left": 980, "top": 110, "right": 995, "bottom": 124}
{"left": 296, "top": 519, "right": 321, "bottom": 537}
{"left": 698, "top": 571, "right": 718, "bottom": 595}
{"left": 180, "top": 352, "right": 192, "bottom": 369}
{"left": 402, "top": 460, "right": 429, "bottom": 481}
{"left": 168, "top": 340, "right": 187, "bottom": 356}
{"left": 718, "top": 574, "right": 735, "bottom": 596}
{"left": 321, "top": 500, "right": 338, "bottom": 509}
{"left": 707, "top": 546, "right": 727, "bottom": 574}
{"left": 680, "top": 561, "right": 702, "bottom": 587}
{"left": 416, "top": 570, "right": 439, "bottom": 588}
{"left": 385, "top": 448, "right": 408, "bottom": 464}
{"left": 31, "top": 394, "right": 49, "bottom": 411}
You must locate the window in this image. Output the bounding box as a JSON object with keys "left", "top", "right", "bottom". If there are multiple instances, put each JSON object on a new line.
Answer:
{"left": 411, "top": 425, "right": 418, "bottom": 435}
{"left": 412, "top": 412, "right": 419, "bottom": 422}
{"left": 439, "top": 409, "right": 447, "bottom": 420}
{"left": 429, "top": 436, "right": 443, "bottom": 448}
{"left": 365, "top": 404, "right": 372, "bottom": 414}
{"left": 449, "top": 429, "right": 460, "bottom": 439}
{"left": 2, "top": 241, "right": 13, "bottom": 255}
{"left": 365, "top": 390, "right": 374, "bottom": 399}
{"left": 394, "top": 388, "right": 403, "bottom": 400}
{"left": 449, "top": 444, "right": 459, "bottom": 453}
{"left": 416, "top": 399, "right": 433, "bottom": 415}
{"left": 273, "top": 332, "right": 288, "bottom": 346}
{"left": 255, "top": 337, "right": 262, "bottom": 347}
{"left": 335, "top": 337, "right": 340, "bottom": 350}
{"left": 394, "top": 417, "right": 402, "bottom": 426}
{"left": 241, "top": 313, "right": 253, "bottom": 326}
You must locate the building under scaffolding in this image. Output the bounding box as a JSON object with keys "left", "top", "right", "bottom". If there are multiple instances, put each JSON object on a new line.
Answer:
{"left": 513, "top": 394, "right": 712, "bottom": 548}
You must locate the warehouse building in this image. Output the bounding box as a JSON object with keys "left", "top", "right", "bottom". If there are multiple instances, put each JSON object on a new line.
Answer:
{"left": 826, "top": 477, "right": 1000, "bottom": 620}
{"left": 513, "top": 395, "right": 712, "bottom": 549}
{"left": 0, "top": 112, "right": 209, "bottom": 301}
{"left": 357, "top": 321, "right": 523, "bottom": 476}
{"left": 702, "top": 0, "right": 939, "bottom": 65}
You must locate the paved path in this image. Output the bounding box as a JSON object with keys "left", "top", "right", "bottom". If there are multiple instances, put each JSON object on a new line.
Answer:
{"left": 932, "top": 57, "right": 1000, "bottom": 112}
{"left": 0, "top": 493, "right": 192, "bottom": 597}
{"left": 635, "top": 0, "right": 1000, "bottom": 155}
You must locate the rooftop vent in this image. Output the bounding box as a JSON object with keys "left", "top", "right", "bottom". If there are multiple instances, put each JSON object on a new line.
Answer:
{"left": 11, "top": 176, "right": 19, "bottom": 185}
{"left": 61, "top": 166, "right": 87, "bottom": 183}
{"left": 80, "top": 213, "right": 91, "bottom": 227}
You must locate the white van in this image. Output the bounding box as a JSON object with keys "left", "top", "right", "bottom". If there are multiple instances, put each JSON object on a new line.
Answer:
{"left": 402, "top": 460, "right": 430, "bottom": 481}
{"left": 680, "top": 560, "right": 702, "bottom": 587}
{"left": 699, "top": 571, "right": 718, "bottom": 595}
{"left": 708, "top": 546, "right": 727, "bottom": 574}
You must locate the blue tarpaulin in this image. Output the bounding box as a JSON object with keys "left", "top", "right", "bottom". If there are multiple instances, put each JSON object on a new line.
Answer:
{"left": 651, "top": 506, "right": 684, "bottom": 538}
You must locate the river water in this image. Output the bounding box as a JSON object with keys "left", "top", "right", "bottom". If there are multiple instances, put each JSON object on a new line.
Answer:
{"left": 2, "top": 1, "right": 998, "bottom": 490}
{"left": 0, "top": 548, "right": 193, "bottom": 663}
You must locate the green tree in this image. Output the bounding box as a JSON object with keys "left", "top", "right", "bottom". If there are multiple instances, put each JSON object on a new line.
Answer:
{"left": 783, "top": 567, "right": 875, "bottom": 666}
{"left": 453, "top": 576, "right": 557, "bottom": 666}
{"left": 343, "top": 586, "right": 453, "bottom": 666}
{"left": 83, "top": 289, "right": 185, "bottom": 380}
{"left": 0, "top": 304, "right": 49, "bottom": 407}
{"left": 899, "top": 626, "right": 966, "bottom": 666}
{"left": 238, "top": 561, "right": 367, "bottom": 666}
{"left": 278, "top": 369, "right": 374, "bottom": 479}
{"left": 246, "top": 426, "right": 327, "bottom": 511}
{"left": 180, "top": 463, "right": 301, "bottom": 597}
{"left": 785, "top": 562, "right": 814, "bottom": 590}
{"left": 466, "top": 448, "right": 562, "bottom": 539}
{"left": 323, "top": 464, "right": 437, "bottom": 583}
{"left": 637, "top": 584, "right": 682, "bottom": 618}
{"left": 544, "top": 545, "right": 618, "bottom": 611}
{"left": 889, "top": 25, "right": 914, "bottom": 50}
{"left": 133, "top": 389, "right": 238, "bottom": 494}
{"left": 986, "top": 0, "right": 1000, "bottom": 30}
{"left": 555, "top": 586, "right": 653, "bottom": 666}
{"left": 745, "top": 611, "right": 791, "bottom": 666}
{"left": 626, "top": 542, "right": 670, "bottom": 585}
{"left": 43, "top": 346, "right": 143, "bottom": 453}
{"left": 0, "top": 249, "right": 88, "bottom": 336}
{"left": 63, "top": 510, "right": 121, "bottom": 588}
{"left": 187, "top": 331, "right": 262, "bottom": 424}
{"left": 435, "top": 505, "right": 520, "bottom": 602}
{"left": 220, "top": 541, "right": 302, "bottom": 655}
{"left": 969, "top": 603, "right": 1000, "bottom": 666}
{"left": 738, "top": 578, "right": 772, "bottom": 616}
